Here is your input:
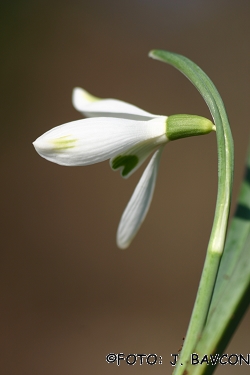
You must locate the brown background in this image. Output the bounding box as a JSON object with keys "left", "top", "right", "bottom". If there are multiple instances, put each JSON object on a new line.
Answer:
{"left": 1, "top": 1, "right": 249, "bottom": 374}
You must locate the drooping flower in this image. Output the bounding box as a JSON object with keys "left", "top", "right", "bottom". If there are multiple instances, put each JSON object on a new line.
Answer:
{"left": 33, "top": 87, "right": 215, "bottom": 248}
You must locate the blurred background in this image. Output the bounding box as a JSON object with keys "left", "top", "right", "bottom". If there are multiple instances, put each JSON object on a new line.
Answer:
{"left": 1, "top": 1, "right": 249, "bottom": 374}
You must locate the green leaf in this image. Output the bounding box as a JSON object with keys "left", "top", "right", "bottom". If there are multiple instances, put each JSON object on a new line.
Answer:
{"left": 185, "top": 235, "right": 250, "bottom": 375}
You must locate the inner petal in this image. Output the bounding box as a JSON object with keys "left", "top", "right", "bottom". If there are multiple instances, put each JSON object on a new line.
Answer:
{"left": 110, "top": 134, "right": 167, "bottom": 178}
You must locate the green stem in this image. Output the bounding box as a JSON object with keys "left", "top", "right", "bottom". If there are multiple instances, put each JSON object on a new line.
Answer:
{"left": 209, "top": 141, "right": 250, "bottom": 309}
{"left": 149, "top": 50, "right": 234, "bottom": 374}
{"left": 183, "top": 139, "right": 250, "bottom": 375}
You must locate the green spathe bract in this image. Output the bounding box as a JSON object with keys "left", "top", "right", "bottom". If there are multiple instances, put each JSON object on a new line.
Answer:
{"left": 166, "top": 114, "right": 215, "bottom": 141}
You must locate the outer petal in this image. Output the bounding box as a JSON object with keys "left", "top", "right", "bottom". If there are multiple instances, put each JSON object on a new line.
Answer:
{"left": 33, "top": 117, "right": 167, "bottom": 166}
{"left": 72, "top": 87, "right": 159, "bottom": 120}
{"left": 117, "top": 147, "right": 164, "bottom": 249}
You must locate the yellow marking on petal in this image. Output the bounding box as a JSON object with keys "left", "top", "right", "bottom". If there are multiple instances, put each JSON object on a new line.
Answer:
{"left": 80, "top": 89, "right": 100, "bottom": 103}
{"left": 50, "top": 136, "right": 77, "bottom": 151}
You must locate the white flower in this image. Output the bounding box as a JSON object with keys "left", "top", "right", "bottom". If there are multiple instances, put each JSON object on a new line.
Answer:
{"left": 33, "top": 87, "right": 214, "bottom": 248}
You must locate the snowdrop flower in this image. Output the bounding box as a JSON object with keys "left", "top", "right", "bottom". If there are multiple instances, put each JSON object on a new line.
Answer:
{"left": 33, "top": 88, "right": 215, "bottom": 248}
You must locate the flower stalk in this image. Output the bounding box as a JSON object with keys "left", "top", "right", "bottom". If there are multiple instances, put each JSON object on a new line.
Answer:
{"left": 149, "top": 50, "right": 234, "bottom": 374}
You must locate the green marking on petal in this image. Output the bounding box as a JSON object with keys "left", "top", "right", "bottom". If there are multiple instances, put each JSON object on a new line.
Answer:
{"left": 51, "top": 135, "right": 77, "bottom": 151}
{"left": 112, "top": 155, "right": 139, "bottom": 177}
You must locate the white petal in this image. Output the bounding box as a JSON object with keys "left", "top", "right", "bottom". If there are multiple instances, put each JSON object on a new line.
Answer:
{"left": 72, "top": 87, "right": 159, "bottom": 120}
{"left": 33, "top": 117, "right": 167, "bottom": 166}
{"left": 110, "top": 135, "right": 166, "bottom": 178}
{"left": 117, "top": 147, "right": 164, "bottom": 249}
